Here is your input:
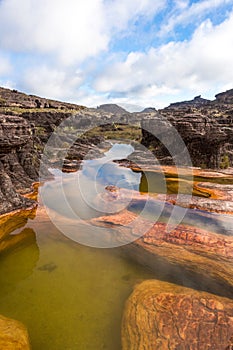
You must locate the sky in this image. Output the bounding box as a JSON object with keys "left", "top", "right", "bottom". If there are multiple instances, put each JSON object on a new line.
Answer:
{"left": 0, "top": 0, "right": 232, "bottom": 111}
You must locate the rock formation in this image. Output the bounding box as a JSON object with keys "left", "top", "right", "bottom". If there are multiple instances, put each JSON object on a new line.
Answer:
{"left": 91, "top": 209, "right": 233, "bottom": 293}
{"left": 0, "top": 86, "right": 233, "bottom": 215}
{"left": 122, "top": 280, "right": 233, "bottom": 350}
{"left": 141, "top": 89, "right": 233, "bottom": 168}
{"left": 0, "top": 115, "right": 39, "bottom": 215}
{"left": 0, "top": 86, "right": 85, "bottom": 110}
{"left": 0, "top": 314, "right": 31, "bottom": 349}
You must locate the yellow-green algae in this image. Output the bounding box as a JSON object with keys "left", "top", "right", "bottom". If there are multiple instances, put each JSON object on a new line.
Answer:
{"left": 0, "top": 209, "right": 154, "bottom": 350}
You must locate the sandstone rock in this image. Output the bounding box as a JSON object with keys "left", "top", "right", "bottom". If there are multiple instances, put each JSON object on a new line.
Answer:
{"left": 0, "top": 206, "right": 37, "bottom": 241}
{"left": 122, "top": 280, "right": 233, "bottom": 350}
{"left": 91, "top": 209, "right": 233, "bottom": 292}
{"left": 0, "top": 314, "right": 31, "bottom": 349}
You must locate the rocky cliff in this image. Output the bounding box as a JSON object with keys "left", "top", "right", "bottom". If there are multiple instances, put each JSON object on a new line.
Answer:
{"left": 0, "top": 115, "right": 38, "bottom": 215}
{"left": 0, "top": 87, "right": 86, "bottom": 215}
{"left": 141, "top": 89, "right": 233, "bottom": 168}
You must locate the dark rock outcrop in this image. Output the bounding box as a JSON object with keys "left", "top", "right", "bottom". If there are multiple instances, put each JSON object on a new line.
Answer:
{"left": 141, "top": 89, "right": 233, "bottom": 168}
{"left": 0, "top": 115, "right": 38, "bottom": 215}
{"left": 0, "top": 86, "right": 85, "bottom": 110}
{"left": 168, "top": 94, "right": 210, "bottom": 108}
{"left": 215, "top": 88, "right": 233, "bottom": 104}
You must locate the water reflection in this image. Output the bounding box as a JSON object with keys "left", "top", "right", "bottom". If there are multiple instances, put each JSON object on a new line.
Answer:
{"left": 40, "top": 144, "right": 151, "bottom": 247}
{"left": 0, "top": 227, "right": 39, "bottom": 294}
{"left": 40, "top": 142, "right": 233, "bottom": 248}
{"left": 129, "top": 196, "right": 233, "bottom": 236}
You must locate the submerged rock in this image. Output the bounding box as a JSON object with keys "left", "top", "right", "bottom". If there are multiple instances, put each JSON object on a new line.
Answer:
{"left": 91, "top": 209, "right": 233, "bottom": 292}
{"left": 0, "top": 314, "right": 31, "bottom": 349}
{"left": 122, "top": 280, "right": 233, "bottom": 350}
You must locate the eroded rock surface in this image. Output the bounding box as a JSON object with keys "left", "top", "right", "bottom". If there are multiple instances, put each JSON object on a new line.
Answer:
{"left": 91, "top": 209, "right": 233, "bottom": 292}
{"left": 141, "top": 89, "right": 233, "bottom": 168}
{"left": 0, "top": 115, "right": 39, "bottom": 215}
{"left": 122, "top": 280, "right": 233, "bottom": 350}
{"left": 0, "top": 314, "right": 31, "bottom": 349}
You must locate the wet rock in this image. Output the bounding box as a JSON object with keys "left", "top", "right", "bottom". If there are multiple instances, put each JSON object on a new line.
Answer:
{"left": 0, "top": 314, "right": 31, "bottom": 349}
{"left": 0, "top": 207, "right": 37, "bottom": 241}
{"left": 91, "top": 209, "right": 233, "bottom": 291}
{"left": 114, "top": 164, "right": 233, "bottom": 213}
{"left": 122, "top": 280, "right": 233, "bottom": 350}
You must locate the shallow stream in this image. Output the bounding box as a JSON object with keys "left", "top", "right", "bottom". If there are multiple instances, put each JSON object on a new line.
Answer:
{"left": 0, "top": 143, "right": 233, "bottom": 349}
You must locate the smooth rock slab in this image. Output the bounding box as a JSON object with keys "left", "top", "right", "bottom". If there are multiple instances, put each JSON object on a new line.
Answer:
{"left": 122, "top": 280, "right": 233, "bottom": 350}
{"left": 0, "top": 314, "right": 31, "bottom": 349}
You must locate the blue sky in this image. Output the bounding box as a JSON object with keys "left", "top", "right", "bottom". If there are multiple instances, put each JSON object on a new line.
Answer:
{"left": 0, "top": 0, "right": 232, "bottom": 110}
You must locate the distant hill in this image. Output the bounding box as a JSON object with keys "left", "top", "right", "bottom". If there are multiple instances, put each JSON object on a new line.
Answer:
{"left": 140, "top": 107, "right": 157, "bottom": 113}
{"left": 96, "top": 104, "right": 128, "bottom": 114}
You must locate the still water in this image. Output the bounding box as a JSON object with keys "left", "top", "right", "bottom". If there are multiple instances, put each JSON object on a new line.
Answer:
{"left": 0, "top": 143, "right": 233, "bottom": 349}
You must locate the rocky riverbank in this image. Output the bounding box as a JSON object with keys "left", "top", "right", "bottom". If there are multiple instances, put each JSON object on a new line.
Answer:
{"left": 0, "top": 86, "right": 233, "bottom": 216}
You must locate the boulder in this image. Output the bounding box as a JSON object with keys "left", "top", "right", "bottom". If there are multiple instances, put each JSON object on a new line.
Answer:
{"left": 0, "top": 314, "right": 31, "bottom": 349}
{"left": 122, "top": 280, "right": 233, "bottom": 350}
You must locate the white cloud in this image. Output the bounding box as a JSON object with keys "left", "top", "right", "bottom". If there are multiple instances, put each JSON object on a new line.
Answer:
{"left": 0, "top": 0, "right": 231, "bottom": 109}
{"left": 0, "top": 0, "right": 165, "bottom": 66}
{"left": 0, "top": 55, "right": 12, "bottom": 76}
{"left": 105, "top": 0, "right": 165, "bottom": 31}
{"left": 94, "top": 11, "right": 233, "bottom": 105}
{"left": 0, "top": 0, "right": 108, "bottom": 65}
{"left": 159, "top": 0, "right": 233, "bottom": 36}
{"left": 23, "top": 65, "right": 84, "bottom": 101}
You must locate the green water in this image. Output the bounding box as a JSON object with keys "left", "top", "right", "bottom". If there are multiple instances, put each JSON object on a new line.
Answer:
{"left": 1, "top": 143, "right": 233, "bottom": 349}
{"left": 0, "top": 213, "right": 154, "bottom": 350}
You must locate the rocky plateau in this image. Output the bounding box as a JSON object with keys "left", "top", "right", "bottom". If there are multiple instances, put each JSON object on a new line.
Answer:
{"left": 1, "top": 86, "right": 233, "bottom": 349}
